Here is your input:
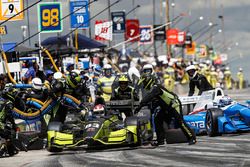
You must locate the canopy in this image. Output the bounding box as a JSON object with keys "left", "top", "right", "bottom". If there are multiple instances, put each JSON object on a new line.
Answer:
{"left": 41, "top": 34, "right": 106, "bottom": 50}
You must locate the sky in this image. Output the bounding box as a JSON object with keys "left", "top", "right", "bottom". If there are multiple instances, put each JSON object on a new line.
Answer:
{"left": 1, "top": 0, "right": 250, "bottom": 80}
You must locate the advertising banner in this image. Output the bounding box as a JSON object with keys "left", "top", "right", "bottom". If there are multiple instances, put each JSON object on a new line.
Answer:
{"left": 139, "top": 25, "right": 153, "bottom": 44}
{"left": 70, "top": 0, "right": 89, "bottom": 29}
{"left": 185, "top": 41, "right": 196, "bottom": 56}
{"left": 38, "top": 2, "right": 63, "bottom": 33}
{"left": 197, "top": 44, "right": 207, "bottom": 58}
{"left": 154, "top": 24, "right": 166, "bottom": 41}
{"left": 95, "top": 20, "right": 112, "bottom": 41}
{"left": 0, "top": 25, "right": 7, "bottom": 35}
{"left": 0, "top": 0, "right": 24, "bottom": 21}
{"left": 125, "top": 19, "right": 139, "bottom": 42}
{"left": 111, "top": 11, "right": 125, "bottom": 33}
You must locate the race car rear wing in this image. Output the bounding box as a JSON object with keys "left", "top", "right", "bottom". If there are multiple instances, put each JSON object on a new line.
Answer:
{"left": 179, "top": 96, "right": 200, "bottom": 105}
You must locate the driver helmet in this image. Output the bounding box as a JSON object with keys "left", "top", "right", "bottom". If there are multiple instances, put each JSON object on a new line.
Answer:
{"left": 118, "top": 75, "right": 129, "bottom": 91}
{"left": 103, "top": 64, "right": 112, "bottom": 77}
{"left": 186, "top": 65, "right": 197, "bottom": 79}
{"left": 142, "top": 64, "right": 154, "bottom": 75}
{"left": 66, "top": 71, "right": 81, "bottom": 88}
{"left": 93, "top": 104, "right": 105, "bottom": 117}
{"left": 218, "top": 96, "right": 232, "bottom": 107}
{"left": 31, "top": 77, "right": 43, "bottom": 90}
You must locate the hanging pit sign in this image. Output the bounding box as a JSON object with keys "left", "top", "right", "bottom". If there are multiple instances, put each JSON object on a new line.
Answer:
{"left": 125, "top": 19, "right": 139, "bottom": 42}
{"left": 139, "top": 25, "right": 153, "bottom": 44}
{"left": 0, "top": 25, "right": 7, "bottom": 35}
{"left": 111, "top": 11, "right": 125, "bottom": 33}
{"left": 70, "top": 0, "right": 89, "bottom": 29}
{"left": 0, "top": 0, "right": 24, "bottom": 21}
{"left": 38, "top": 2, "right": 63, "bottom": 33}
{"left": 95, "top": 20, "right": 112, "bottom": 41}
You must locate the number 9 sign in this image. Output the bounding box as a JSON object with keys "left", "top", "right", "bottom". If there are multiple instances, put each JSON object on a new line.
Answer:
{"left": 38, "top": 2, "right": 63, "bottom": 33}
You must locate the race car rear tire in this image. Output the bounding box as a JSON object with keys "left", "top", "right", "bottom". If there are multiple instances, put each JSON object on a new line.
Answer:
{"left": 47, "top": 138, "right": 63, "bottom": 153}
{"left": 205, "top": 108, "right": 223, "bottom": 137}
{"left": 48, "top": 122, "right": 63, "bottom": 132}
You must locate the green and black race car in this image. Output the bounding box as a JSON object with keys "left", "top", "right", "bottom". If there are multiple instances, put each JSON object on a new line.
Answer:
{"left": 47, "top": 100, "right": 153, "bottom": 152}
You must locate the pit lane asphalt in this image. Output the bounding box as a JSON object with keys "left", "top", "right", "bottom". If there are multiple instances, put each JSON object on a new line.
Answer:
{"left": 1, "top": 89, "right": 250, "bottom": 167}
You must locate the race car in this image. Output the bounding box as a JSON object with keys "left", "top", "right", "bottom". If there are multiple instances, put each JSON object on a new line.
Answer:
{"left": 47, "top": 100, "right": 153, "bottom": 152}
{"left": 183, "top": 88, "right": 250, "bottom": 136}
{"left": 206, "top": 97, "right": 250, "bottom": 136}
{"left": 183, "top": 88, "right": 225, "bottom": 134}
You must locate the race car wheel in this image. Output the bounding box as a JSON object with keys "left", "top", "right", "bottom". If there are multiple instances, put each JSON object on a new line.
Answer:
{"left": 47, "top": 138, "right": 63, "bottom": 152}
{"left": 136, "top": 121, "right": 143, "bottom": 146}
{"left": 205, "top": 108, "right": 223, "bottom": 137}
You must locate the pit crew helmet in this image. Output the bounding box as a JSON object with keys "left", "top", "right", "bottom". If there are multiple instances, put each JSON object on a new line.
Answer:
{"left": 118, "top": 75, "right": 129, "bottom": 91}
{"left": 186, "top": 65, "right": 197, "bottom": 79}
{"left": 93, "top": 64, "right": 102, "bottom": 75}
{"left": 45, "top": 70, "right": 54, "bottom": 78}
{"left": 103, "top": 64, "right": 112, "bottom": 77}
{"left": 66, "top": 71, "right": 81, "bottom": 89}
{"left": 31, "top": 77, "right": 43, "bottom": 90}
{"left": 139, "top": 74, "right": 155, "bottom": 90}
{"left": 142, "top": 64, "right": 154, "bottom": 75}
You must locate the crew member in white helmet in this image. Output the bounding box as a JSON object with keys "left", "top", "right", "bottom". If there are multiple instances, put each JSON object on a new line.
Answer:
{"left": 186, "top": 65, "right": 213, "bottom": 96}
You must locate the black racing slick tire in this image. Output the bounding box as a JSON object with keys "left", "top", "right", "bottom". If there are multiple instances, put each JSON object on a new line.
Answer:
{"left": 47, "top": 138, "right": 63, "bottom": 153}
{"left": 205, "top": 108, "right": 224, "bottom": 137}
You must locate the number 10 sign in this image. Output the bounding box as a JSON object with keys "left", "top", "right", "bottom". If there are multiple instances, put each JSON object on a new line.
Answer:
{"left": 38, "top": 2, "right": 63, "bottom": 33}
{"left": 70, "top": 0, "right": 89, "bottom": 29}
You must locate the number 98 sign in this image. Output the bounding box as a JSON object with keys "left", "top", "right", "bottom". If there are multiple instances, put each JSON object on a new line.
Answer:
{"left": 38, "top": 2, "right": 63, "bottom": 33}
{"left": 139, "top": 25, "right": 153, "bottom": 44}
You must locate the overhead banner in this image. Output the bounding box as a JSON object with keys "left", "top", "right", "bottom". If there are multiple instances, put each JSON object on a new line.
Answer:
{"left": 167, "top": 29, "right": 186, "bottom": 45}
{"left": 0, "top": 0, "right": 24, "bottom": 21}
{"left": 111, "top": 11, "right": 125, "bottom": 33}
{"left": 0, "top": 25, "right": 7, "bottom": 35}
{"left": 38, "top": 2, "right": 63, "bottom": 33}
{"left": 95, "top": 20, "right": 112, "bottom": 41}
{"left": 197, "top": 44, "right": 207, "bottom": 58}
{"left": 70, "top": 0, "right": 89, "bottom": 29}
{"left": 139, "top": 25, "right": 153, "bottom": 44}
{"left": 185, "top": 41, "right": 196, "bottom": 56}
{"left": 154, "top": 24, "right": 166, "bottom": 41}
{"left": 125, "top": 19, "right": 140, "bottom": 42}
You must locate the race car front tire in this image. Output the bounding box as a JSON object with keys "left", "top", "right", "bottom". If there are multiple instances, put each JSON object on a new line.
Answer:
{"left": 205, "top": 108, "right": 223, "bottom": 137}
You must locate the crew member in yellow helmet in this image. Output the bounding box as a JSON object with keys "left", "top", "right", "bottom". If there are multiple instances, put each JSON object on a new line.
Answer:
{"left": 111, "top": 74, "right": 139, "bottom": 117}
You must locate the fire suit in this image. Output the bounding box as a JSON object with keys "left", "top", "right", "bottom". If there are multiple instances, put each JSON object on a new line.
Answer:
{"left": 135, "top": 85, "right": 196, "bottom": 145}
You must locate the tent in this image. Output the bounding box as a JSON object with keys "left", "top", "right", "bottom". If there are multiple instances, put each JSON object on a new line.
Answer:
{"left": 41, "top": 34, "right": 106, "bottom": 50}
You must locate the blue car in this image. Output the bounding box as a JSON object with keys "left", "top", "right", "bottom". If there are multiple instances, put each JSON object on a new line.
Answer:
{"left": 206, "top": 99, "right": 250, "bottom": 136}
{"left": 183, "top": 88, "right": 225, "bottom": 135}
{"left": 183, "top": 88, "right": 250, "bottom": 136}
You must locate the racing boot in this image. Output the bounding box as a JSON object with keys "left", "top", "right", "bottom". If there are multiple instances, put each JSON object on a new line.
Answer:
{"left": 188, "top": 137, "right": 197, "bottom": 145}
{"left": 151, "top": 140, "right": 165, "bottom": 146}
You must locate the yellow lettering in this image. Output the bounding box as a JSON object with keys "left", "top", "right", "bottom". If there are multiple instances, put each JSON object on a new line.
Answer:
{"left": 0, "top": 27, "right": 6, "bottom": 35}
